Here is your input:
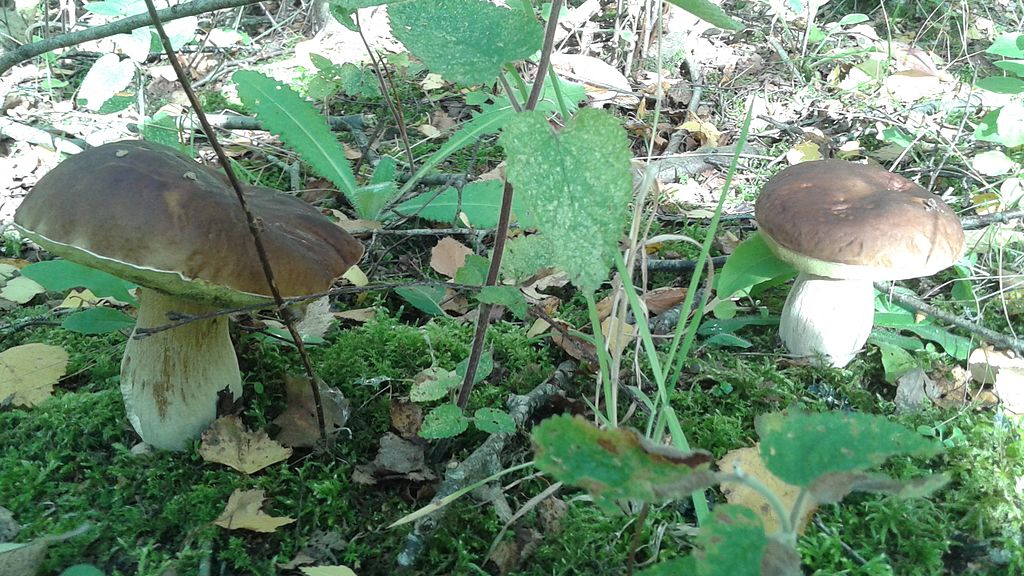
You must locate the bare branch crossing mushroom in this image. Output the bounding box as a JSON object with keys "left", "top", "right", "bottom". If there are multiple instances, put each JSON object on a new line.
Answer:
{"left": 755, "top": 160, "right": 964, "bottom": 368}
{"left": 13, "top": 140, "right": 364, "bottom": 450}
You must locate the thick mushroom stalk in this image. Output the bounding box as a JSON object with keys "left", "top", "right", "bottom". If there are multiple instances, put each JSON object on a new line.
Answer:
{"left": 778, "top": 273, "right": 875, "bottom": 368}
{"left": 121, "top": 289, "right": 242, "bottom": 450}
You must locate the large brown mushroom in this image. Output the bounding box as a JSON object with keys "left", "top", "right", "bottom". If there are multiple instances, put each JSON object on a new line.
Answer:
{"left": 13, "top": 140, "right": 364, "bottom": 450}
{"left": 755, "top": 160, "right": 964, "bottom": 368}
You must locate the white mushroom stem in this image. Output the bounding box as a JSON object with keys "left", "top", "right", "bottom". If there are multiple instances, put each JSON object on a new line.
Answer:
{"left": 779, "top": 273, "right": 876, "bottom": 368}
{"left": 120, "top": 289, "right": 242, "bottom": 450}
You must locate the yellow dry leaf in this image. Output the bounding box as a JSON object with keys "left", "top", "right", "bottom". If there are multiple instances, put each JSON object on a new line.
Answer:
{"left": 785, "top": 140, "right": 823, "bottom": 165}
{"left": 342, "top": 264, "right": 368, "bottom": 287}
{"left": 300, "top": 566, "right": 357, "bottom": 576}
{"left": 199, "top": 416, "right": 292, "bottom": 474}
{"left": 58, "top": 289, "right": 101, "bottom": 309}
{"left": 718, "top": 445, "right": 815, "bottom": 534}
{"left": 678, "top": 112, "right": 720, "bottom": 147}
{"left": 970, "top": 192, "right": 1001, "bottom": 215}
{"left": 0, "top": 343, "right": 69, "bottom": 407}
{"left": 420, "top": 73, "right": 445, "bottom": 91}
{"left": 600, "top": 316, "right": 636, "bottom": 357}
{"left": 214, "top": 489, "right": 295, "bottom": 533}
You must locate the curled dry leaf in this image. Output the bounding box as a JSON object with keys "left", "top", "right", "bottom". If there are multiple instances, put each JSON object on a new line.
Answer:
{"left": 199, "top": 415, "right": 292, "bottom": 474}
{"left": 0, "top": 343, "right": 69, "bottom": 407}
{"left": 214, "top": 489, "right": 295, "bottom": 533}
{"left": 718, "top": 445, "right": 815, "bottom": 534}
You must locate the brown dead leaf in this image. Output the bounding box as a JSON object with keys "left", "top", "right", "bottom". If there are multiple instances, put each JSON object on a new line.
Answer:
{"left": 389, "top": 399, "right": 423, "bottom": 438}
{"left": 430, "top": 237, "right": 474, "bottom": 278}
{"left": 341, "top": 142, "right": 362, "bottom": 160}
{"left": 272, "top": 375, "right": 350, "bottom": 448}
{"left": 353, "top": 432, "right": 436, "bottom": 484}
{"left": 718, "top": 445, "right": 815, "bottom": 534}
{"left": 550, "top": 319, "right": 597, "bottom": 365}
{"left": 214, "top": 489, "right": 295, "bottom": 533}
{"left": 199, "top": 416, "right": 292, "bottom": 474}
{"left": 0, "top": 343, "right": 68, "bottom": 407}
{"left": 642, "top": 287, "right": 687, "bottom": 315}
{"left": 335, "top": 308, "right": 376, "bottom": 323}
{"left": 894, "top": 369, "right": 940, "bottom": 413}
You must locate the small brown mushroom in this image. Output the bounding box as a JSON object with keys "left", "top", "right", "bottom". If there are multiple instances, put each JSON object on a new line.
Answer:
{"left": 755, "top": 160, "right": 964, "bottom": 367}
{"left": 13, "top": 140, "right": 364, "bottom": 450}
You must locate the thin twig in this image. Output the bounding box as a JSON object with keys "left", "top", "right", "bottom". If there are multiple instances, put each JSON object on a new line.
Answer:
{"left": 356, "top": 11, "right": 414, "bottom": 170}
{"left": 398, "top": 361, "right": 575, "bottom": 566}
{"left": 875, "top": 282, "right": 1024, "bottom": 354}
{"left": 0, "top": 0, "right": 263, "bottom": 76}
{"left": 142, "top": 0, "right": 331, "bottom": 444}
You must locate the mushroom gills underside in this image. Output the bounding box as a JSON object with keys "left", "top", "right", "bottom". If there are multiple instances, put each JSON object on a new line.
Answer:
{"left": 778, "top": 273, "right": 875, "bottom": 368}
{"left": 121, "top": 289, "right": 242, "bottom": 450}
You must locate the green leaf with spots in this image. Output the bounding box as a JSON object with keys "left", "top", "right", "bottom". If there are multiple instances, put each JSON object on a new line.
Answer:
{"left": 693, "top": 505, "right": 800, "bottom": 575}
{"left": 501, "top": 109, "right": 633, "bottom": 293}
{"left": 420, "top": 403, "right": 469, "bottom": 439}
{"left": 474, "top": 407, "right": 515, "bottom": 434}
{"left": 388, "top": 0, "right": 543, "bottom": 85}
{"left": 756, "top": 410, "right": 941, "bottom": 487}
{"left": 532, "top": 415, "right": 714, "bottom": 510}
{"left": 233, "top": 71, "right": 357, "bottom": 201}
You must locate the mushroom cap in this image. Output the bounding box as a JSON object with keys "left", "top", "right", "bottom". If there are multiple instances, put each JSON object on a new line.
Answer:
{"left": 13, "top": 140, "right": 364, "bottom": 306}
{"left": 755, "top": 160, "right": 964, "bottom": 281}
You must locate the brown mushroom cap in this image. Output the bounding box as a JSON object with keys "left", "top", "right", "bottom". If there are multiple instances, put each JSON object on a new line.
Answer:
{"left": 14, "top": 140, "right": 363, "bottom": 306}
{"left": 755, "top": 160, "right": 964, "bottom": 280}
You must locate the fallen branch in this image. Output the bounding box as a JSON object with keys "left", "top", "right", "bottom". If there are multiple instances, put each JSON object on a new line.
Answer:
{"left": 875, "top": 281, "right": 1024, "bottom": 354}
{"left": 0, "top": 118, "right": 84, "bottom": 153}
{"left": 397, "top": 360, "right": 575, "bottom": 567}
{"left": 0, "top": 0, "right": 263, "bottom": 77}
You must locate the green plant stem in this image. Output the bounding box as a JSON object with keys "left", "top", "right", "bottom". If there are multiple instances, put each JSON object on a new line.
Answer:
{"left": 613, "top": 253, "right": 710, "bottom": 524}
{"left": 716, "top": 471, "right": 795, "bottom": 540}
{"left": 503, "top": 65, "right": 530, "bottom": 105}
{"left": 547, "top": 66, "right": 571, "bottom": 120}
{"left": 584, "top": 291, "right": 617, "bottom": 425}
{"left": 455, "top": 0, "right": 563, "bottom": 409}
{"left": 664, "top": 101, "right": 756, "bottom": 389}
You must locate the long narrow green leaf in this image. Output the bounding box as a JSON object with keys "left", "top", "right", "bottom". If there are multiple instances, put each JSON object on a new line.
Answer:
{"left": 233, "top": 70, "right": 357, "bottom": 200}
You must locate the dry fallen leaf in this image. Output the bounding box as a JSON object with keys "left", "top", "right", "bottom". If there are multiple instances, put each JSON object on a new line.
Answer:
{"left": 785, "top": 139, "right": 824, "bottom": 165}
{"left": 642, "top": 287, "right": 688, "bottom": 316}
{"left": 718, "top": 445, "right": 814, "bottom": 534}
{"left": 300, "top": 567, "right": 357, "bottom": 576}
{"left": 0, "top": 343, "right": 69, "bottom": 407}
{"left": 353, "top": 432, "right": 436, "bottom": 485}
{"left": 199, "top": 416, "right": 292, "bottom": 474}
{"left": 214, "top": 489, "right": 295, "bottom": 533}
{"left": 389, "top": 399, "right": 423, "bottom": 438}
{"left": 430, "top": 237, "right": 474, "bottom": 278}
{"left": 272, "top": 375, "right": 350, "bottom": 448}
{"left": 968, "top": 347, "right": 1024, "bottom": 413}
{"left": 335, "top": 307, "right": 376, "bottom": 323}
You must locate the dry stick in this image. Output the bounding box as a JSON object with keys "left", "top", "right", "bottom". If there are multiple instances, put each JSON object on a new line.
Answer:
{"left": 0, "top": 0, "right": 262, "bottom": 77}
{"left": 455, "top": 0, "right": 564, "bottom": 410}
{"left": 399, "top": 360, "right": 576, "bottom": 566}
{"left": 876, "top": 281, "right": 1024, "bottom": 354}
{"left": 141, "top": 0, "right": 331, "bottom": 444}
{"left": 131, "top": 280, "right": 471, "bottom": 337}
{"left": 355, "top": 11, "right": 414, "bottom": 170}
